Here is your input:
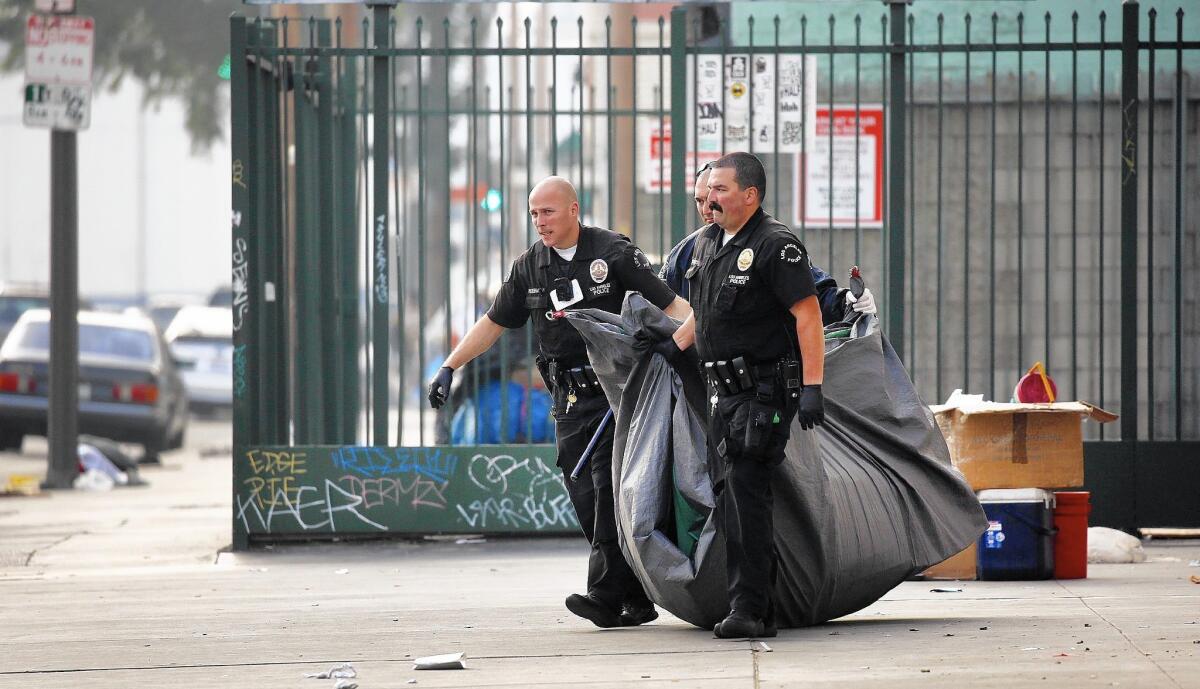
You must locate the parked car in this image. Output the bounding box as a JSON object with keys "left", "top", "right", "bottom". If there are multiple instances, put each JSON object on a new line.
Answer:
{"left": 0, "top": 309, "right": 188, "bottom": 460}
{"left": 0, "top": 284, "right": 51, "bottom": 347}
{"left": 164, "top": 306, "right": 233, "bottom": 413}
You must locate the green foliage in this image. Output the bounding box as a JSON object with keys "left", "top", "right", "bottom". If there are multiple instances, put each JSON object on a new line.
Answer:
{"left": 0, "top": 0, "right": 250, "bottom": 149}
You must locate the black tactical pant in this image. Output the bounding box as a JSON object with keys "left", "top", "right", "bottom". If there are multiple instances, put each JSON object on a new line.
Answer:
{"left": 708, "top": 389, "right": 797, "bottom": 621}
{"left": 553, "top": 389, "right": 651, "bottom": 609}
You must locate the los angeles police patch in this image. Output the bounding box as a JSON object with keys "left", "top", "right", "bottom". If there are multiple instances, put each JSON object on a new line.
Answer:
{"left": 589, "top": 259, "right": 609, "bottom": 283}
{"left": 780, "top": 243, "right": 805, "bottom": 264}
{"left": 737, "top": 248, "right": 754, "bottom": 271}
{"left": 633, "top": 249, "right": 652, "bottom": 270}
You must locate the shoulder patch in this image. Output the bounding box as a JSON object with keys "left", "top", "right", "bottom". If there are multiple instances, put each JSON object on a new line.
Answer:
{"left": 737, "top": 248, "right": 754, "bottom": 272}
{"left": 779, "top": 243, "right": 805, "bottom": 264}
{"left": 632, "top": 248, "right": 652, "bottom": 270}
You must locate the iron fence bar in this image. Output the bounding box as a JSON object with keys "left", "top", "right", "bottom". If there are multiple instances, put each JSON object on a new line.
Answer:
{"left": 1098, "top": 11, "right": 1107, "bottom": 438}
{"left": 579, "top": 19, "right": 586, "bottom": 214}
{"left": 396, "top": 76, "right": 407, "bottom": 445}
{"left": 886, "top": 1, "right": 907, "bottom": 363}
{"left": 256, "top": 40, "right": 1191, "bottom": 59}
{"left": 317, "top": 20, "right": 340, "bottom": 444}
{"left": 905, "top": 13, "right": 914, "bottom": 376}
{"left": 989, "top": 12, "right": 998, "bottom": 402}
{"left": 1043, "top": 12, "right": 1052, "bottom": 378}
{"left": 1017, "top": 12, "right": 1025, "bottom": 380}
{"left": 658, "top": 17, "right": 665, "bottom": 257}
{"left": 773, "top": 16, "right": 781, "bottom": 217}
{"left": 748, "top": 15, "right": 755, "bottom": 157}
{"left": 879, "top": 13, "right": 887, "bottom": 310}
{"left": 286, "top": 17, "right": 299, "bottom": 442}
{"left": 230, "top": 15, "right": 254, "bottom": 477}
{"left": 338, "top": 51, "right": 357, "bottom": 444}
{"left": 1174, "top": 9, "right": 1184, "bottom": 441}
{"left": 720, "top": 14, "right": 726, "bottom": 153}
{"left": 606, "top": 18, "right": 614, "bottom": 229}
{"left": 497, "top": 19, "right": 509, "bottom": 447}
{"left": 632, "top": 16, "right": 639, "bottom": 244}
{"left": 443, "top": 18, "right": 455, "bottom": 442}
{"left": 962, "top": 13, "right": 971, "bottom": 394}
{"left": 359, "top": 19, "right": 370, "bottom": 440}
{"left": 416, "top": 17, "right": 427, "bottom": 445}
{"left": 293, "top": 39, "right": 319, "bottom": 443}
{"left": 1119, "top": 0, "right": 1139, "bottom": 442}
{"left": 372, "top": 6, "right": 391, "bottom": 446}
{"left": 469, "top": 24, "right": 480, "bottom": 441}
{"left": 935, "top": 13, "right": 944, "bottom": 399}
{"left": 671, "top": 7, "right": 688, "bottom": 247}
{"left": 827, "top": 14, "right": 835, "bottom": 270}
{"left": 1146, "top": 8, "right": 1156, "bottom": 440}
{"left": 800, "top": 15, "right": 807, "bottom": 244}
{"left": 691, "top": 12, "right": 698, "bottom": 224}
{"left": 854, "top": 14, "right": 861, "bottom": 265}
{"left": 552, "top": 18, "right": 560, "bottom": 176}
{"left": 1070, "top": 13, "right": 1078, "bottom": 402}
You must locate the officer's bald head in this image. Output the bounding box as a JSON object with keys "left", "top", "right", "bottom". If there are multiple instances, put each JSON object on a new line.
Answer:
{"left": 529, "top": 176, "right": 582, "bottom": 249}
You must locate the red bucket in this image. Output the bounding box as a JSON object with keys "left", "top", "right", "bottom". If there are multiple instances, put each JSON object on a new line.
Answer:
{"left": 1053, "top": 491, "right": 1091, "bottom": 579}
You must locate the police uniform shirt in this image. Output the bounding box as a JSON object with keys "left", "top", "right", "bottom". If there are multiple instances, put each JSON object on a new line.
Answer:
{"left": 687, "top": 208, "right": 817, "bottom": 364}
{"left": 488, "top": 224, "right": 677, "bottom": 364}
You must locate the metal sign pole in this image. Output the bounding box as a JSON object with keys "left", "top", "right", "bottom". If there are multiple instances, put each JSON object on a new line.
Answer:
{"left": 42, "top": 7, "right": 80, "bottom": 490}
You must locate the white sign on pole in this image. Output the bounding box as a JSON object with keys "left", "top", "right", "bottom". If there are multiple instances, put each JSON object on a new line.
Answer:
{"left": 777, "top": 55, "right": 817, "bottom": 153}
{"left": 794, "top": 105, "right": 886, "bottom": 228}
{"left": 694, "top": 55, "right": 722, "bottom": 154}
{"left": 24, "top": 83, "right": 91, "bottom": 130}
{"left": 34, "top": 0, "right": 76, "bottom": 13}
{"left": 24, "top": 14, "right": 93, "bottom": 131}
{"left": 641, "top": 121, "right": 720, "bottom": 194}
{"left": 25, "top": 15, "right": 94, "bottom": 85}
{"left": 723, "top": 54, "right": 750, "bottom": 146}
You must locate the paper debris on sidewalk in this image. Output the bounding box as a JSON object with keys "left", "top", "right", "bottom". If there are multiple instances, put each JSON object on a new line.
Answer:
{"left": 751, "top": 641, "right": 772, "bottom": 652}
{"left": 333, "top": 681, "right": 358, "bottom": 689}
{"left": 930, "top": 587, "right": 963, "bottom": 593}
{"left": 413, "top": 652, "right": 467, "bottom": 670}
{"left": 305, "top": 662, "right": 357, "bottom": 679}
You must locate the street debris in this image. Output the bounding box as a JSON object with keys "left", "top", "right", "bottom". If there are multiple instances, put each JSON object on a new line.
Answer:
{"left": 455, "top": 537, "right": 487, "bottom": 545}
{"left": 333, "top": 681, "right": 358, "bottom": 689}
{"left": 334, "top": 568, "right": 349, "bottom": 575}
{"left": 1021, "top": 647, "right": 1045, "bottom": 651}
{"left": 1, "top": 474, "right": 41, "bottom": 497}
{"left": 1188, "top": 560, "right": 1200, "bottom": 567}
{"left": 1088, "top": 527, "right": 1146, "bottom": 564}
{"left": 751, "top": 641, "right": 772, "bottom": 653}
{"left": 414, "top": 652, "right": 467, "bottom": 670}
{"left": 1190, "top": 575, "right": 1200, "bottom": 585}
{"left": 930, "top": 587, "right": 963, "bottom": 593}
{"left": 305, "top": 662, "right": 357, "bottom": 679}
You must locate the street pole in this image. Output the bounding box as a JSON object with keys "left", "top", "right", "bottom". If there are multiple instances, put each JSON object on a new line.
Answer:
{"left": 44, "top": 126, "right": 80, "bottom": 489}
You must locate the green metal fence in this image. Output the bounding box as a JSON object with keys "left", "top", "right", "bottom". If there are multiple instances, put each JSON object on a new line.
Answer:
{"left": 230, "top": 2, "right": 1198, "bottom": 547}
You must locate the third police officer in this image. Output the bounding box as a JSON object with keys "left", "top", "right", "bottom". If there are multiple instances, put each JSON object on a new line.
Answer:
{"left": 663, "top": 152, "right": 826, "bottom": 639}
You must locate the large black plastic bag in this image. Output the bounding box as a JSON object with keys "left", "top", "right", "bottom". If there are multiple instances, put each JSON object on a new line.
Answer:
{"left": 567, "top": 294, "right": 986, "bottom": 629}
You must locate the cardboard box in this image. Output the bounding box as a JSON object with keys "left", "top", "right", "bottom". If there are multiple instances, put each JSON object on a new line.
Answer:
{"left": 920, "top": 542, "right": 978, "bottom": 581}
{"left": 931, "top": 402, "right": 1117, "bottom": 490}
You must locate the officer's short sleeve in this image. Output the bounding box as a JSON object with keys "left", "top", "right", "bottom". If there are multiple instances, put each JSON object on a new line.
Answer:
{"left": 486, "top": 259, "right": 529, "bottom": 329}
{"left": 613, "top": 242, "right": 677, "bottom": 309}
{"left": 760, "top": 233, "right": 817, "bottom": 310}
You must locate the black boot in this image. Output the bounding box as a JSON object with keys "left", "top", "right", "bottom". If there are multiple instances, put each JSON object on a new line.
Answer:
{"left": 565, "top": 593, "right": 623, "bottom": 628}
{"left": 619, "top": 601, "right": 659, "bottom": 626}
{"left": 713, "top": 611, "right": 777, "bottom": 639}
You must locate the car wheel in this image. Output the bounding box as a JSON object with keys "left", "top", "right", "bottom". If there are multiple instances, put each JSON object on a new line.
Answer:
{"left": 167, "top": 426, "right": 185, "bottom": 450}
{"left": 0, "top": 430, "right": 23, "bottom": 452}
{"left": 139, "top": 446, "right": 162, "bottom": 465}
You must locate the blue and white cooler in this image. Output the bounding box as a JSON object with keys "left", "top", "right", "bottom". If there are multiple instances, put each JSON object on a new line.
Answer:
{"left": 977, "top": 488, "right": 1057, "bottom": 580}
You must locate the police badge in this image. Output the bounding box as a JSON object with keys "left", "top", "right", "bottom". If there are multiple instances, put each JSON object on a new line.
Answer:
{"left": 737, "top": 248, "right": 754, "bottom": 271}
{"left": 589, "top": 258, "right": 609, "bottom": 283}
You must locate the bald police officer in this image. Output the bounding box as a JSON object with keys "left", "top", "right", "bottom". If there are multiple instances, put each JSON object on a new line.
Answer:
{"left": 665, "top": 152, "right": 826, "bottom": 639}
{"left": 428, "top": 176, "right": 691, "bottom": 629}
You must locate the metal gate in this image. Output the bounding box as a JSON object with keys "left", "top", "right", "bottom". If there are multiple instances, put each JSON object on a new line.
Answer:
{"left": 230, "top": 2, "right": 1198, "bottom": 548}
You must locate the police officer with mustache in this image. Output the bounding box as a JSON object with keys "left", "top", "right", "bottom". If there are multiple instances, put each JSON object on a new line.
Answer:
{"left": 428, "top": 176, "right": 691, "bottom": 629}
{"left": 662, "top": 152, "right": 826, "bottom": 639}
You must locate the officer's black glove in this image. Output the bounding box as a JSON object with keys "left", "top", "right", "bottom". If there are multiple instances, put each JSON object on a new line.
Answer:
{"left": 428, "top": 366, "right": 454, "bottom": 409}
{"left": 652, "top": 336, "right": 683, "bottom": 364}
{"left": 797, "top": 384, "right": 825, "bottom": 430}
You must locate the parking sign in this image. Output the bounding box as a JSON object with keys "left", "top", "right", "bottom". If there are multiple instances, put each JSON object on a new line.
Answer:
{"left": 24, "top": 14, "right": 93, "bottom": 130}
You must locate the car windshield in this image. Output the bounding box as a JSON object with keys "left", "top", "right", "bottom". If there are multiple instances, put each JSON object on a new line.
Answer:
{"left": 0, "top": 296, "right": 49, "bottom": 325}
{"left": 18, "top": 322, "right": 157, "bottom": 362}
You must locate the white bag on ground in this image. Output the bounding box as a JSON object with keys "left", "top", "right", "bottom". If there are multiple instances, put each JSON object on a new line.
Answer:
{"left": 1087, "top": 526, "right": 1147, "bottom": 563}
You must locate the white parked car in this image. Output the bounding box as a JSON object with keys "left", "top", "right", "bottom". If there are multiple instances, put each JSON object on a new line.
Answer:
{"left": 164, "top": 306, "right": 233, "bottom": 413}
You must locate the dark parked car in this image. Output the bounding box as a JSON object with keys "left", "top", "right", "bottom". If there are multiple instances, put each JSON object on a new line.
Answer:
{"left": 0, "top": 309, "right": 188, "bottom": 460}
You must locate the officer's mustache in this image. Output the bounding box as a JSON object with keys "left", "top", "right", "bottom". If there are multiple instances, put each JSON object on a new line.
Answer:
{"left": 708, "top": 201, "right": 724, "bottom": 213}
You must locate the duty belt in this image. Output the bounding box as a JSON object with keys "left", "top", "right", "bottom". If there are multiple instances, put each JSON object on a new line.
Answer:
{"left": 547, "top": 360, "right": 603, "bottom": 397}
{"left": 702, "top": 356, "right": 801, "bottom": 401}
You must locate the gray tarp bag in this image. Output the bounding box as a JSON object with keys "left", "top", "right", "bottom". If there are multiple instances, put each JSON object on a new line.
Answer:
{"left": 567, "top": 293, "right": 987, "bottom": 629}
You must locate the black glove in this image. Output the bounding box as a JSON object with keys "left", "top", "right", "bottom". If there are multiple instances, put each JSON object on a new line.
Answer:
{"left": 428, "top": 366, "right": 454, "bottom": 409}
{"left": 797, "top": 384, "right": 825, "bottom": 430}
{"left": 652, "top": 336, "right": 683, "bottom": 364}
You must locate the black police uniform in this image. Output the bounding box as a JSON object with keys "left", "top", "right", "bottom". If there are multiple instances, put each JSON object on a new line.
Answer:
{"left": 488, "top": 223, "right": 677, "bottom": 612}
{"left": 685, "top": 207, "right": 818, "bottom": 624}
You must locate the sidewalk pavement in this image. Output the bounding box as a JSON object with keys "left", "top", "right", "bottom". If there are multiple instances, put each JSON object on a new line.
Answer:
{"left": 1, "top": 426, "right": 1197, "bottom": 689}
